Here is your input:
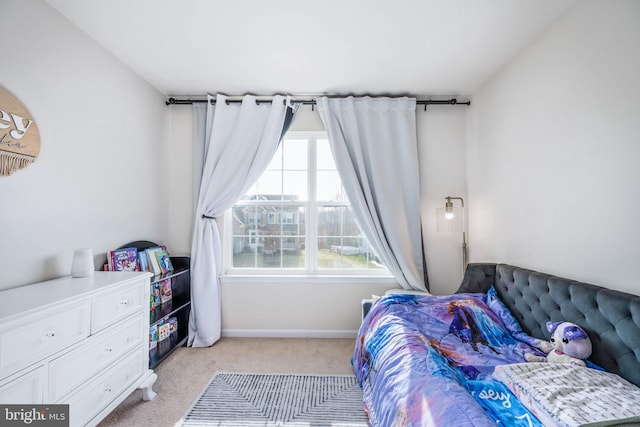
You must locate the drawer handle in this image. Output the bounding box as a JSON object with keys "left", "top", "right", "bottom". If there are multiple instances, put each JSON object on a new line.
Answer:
{"left": 104, "top": 387, "right": 112, "bottom": 393}
{"left": 105, "top": 347, "right": 113, "bottom": 353}
{"left": 120, "top": 300, "right": 130, "bottom": 306}
{"left": 44, "top": 331, "right": 56, "bottom": 339}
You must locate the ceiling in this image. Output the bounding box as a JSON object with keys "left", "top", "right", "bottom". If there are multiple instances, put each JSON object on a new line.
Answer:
{"left": 45, "top": 0, "right": 578, "bottom": 98}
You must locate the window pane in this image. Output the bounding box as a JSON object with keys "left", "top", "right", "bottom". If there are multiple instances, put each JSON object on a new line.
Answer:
{"left": 318, "top": 237, "right": 346, "bottom": 269}
{"left": 232, "top": 205, "right": 262, "bottom": 268}
{"left": 317, "top": 237, "right": 384, "bottom": 270}
{"left": 316, "top": 170, "right": 345, "bottom": 202}
{"left": 318, "top": 206, "right": 343, "bottom": 238}
{"left": 360, "top": 238, "right": 386, "bottom": 269}
{"left": 253, "top": 170, "right": 282, "bottom": 199}
{"left": 232, "top": 206, "right": 262, "bottom": 234}
{"left": 318, "top": 206, "right": 362, "bottom": 237}
{"left": 316, "top": 139, "right": 335, "bottom": 170}
{"left": 282, "top": 139, "right": 307, "bottom": 170}
{"left": 232, "top": 236, "right": 256, "bottom": 267}
{"left": 267, "top": 143, "right": 283, "bottom": 170}
{"left": 317, "top": 206, "right": 380, "bottom": 270}
{"left": 282, "top": 237, "right": 305, "bottom": 268}
{"left": 232, "top": 205, "right": 305, "bottom": 269}
{"left": 282, "top": 171, "right": 307, "bottom": 201}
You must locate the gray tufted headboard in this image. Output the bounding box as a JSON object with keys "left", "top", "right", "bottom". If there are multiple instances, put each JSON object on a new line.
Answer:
{"left": 456, "top": 263, "right": 640, "bottom": 387}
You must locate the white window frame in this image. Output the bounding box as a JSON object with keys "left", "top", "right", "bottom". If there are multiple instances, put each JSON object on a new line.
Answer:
{"left": 223, "top": 131, "right": 392, "bottom": 278}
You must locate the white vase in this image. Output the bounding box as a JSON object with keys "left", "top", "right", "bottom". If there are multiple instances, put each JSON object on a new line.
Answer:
{"left": 71, "top": 248, "right": 95, "bottom": 278}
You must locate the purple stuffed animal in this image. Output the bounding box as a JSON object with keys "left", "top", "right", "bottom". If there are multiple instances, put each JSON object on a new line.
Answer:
{"left": 525, "top": 321, "right": 592, "bottom": 367}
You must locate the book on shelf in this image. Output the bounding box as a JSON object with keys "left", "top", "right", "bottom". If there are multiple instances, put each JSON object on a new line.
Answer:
{"left": 159, "top": 279, "right": 172, "bottom": 304}
{"left": 109, "top": 247, "right": 140, "bottom": 272}
{"left": 155, "top": 249, "right": 174, "bottom": 274}
{"left": 150, "top": 282, "right": 161, "bottom": 310}
{"left": 145, "top": 246, "right": 163, "bottom": 275}
{"left": 158, "top": 320, "right": 171, "bottom": 341}
{"left": 149, "top": 324, "right": 158, "bottom": 349}
{"left": 138, "top": 251, "right": 150, "bottom": 273}
{"left": 168, "top": 317, "right": 178, "bottom": 334}
{"left": 154, "top": 316, "right": 177, "bottom": 343}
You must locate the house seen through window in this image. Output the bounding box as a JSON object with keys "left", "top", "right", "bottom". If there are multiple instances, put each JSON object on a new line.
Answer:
{"left": 228, "top": 132, "right": 387, "bottom": 274}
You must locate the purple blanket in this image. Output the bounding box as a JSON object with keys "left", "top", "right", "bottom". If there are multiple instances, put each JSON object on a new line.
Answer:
{"left": 353, "top": 291, "right": 549, "bottom": 426}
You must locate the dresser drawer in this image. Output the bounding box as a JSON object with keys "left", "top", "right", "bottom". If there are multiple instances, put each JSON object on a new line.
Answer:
{"left": 0, "top": 365, "right": 46, "bottom": 404}
{"left": 65, "top": 350, "right": 143, "bottom": 427}
{"left": 92, "top": 282, "right": 145, "bottom": 332}
{"left": 0, "top": 300, "right": 91, "bottom": 379}
{"left": 48, "top": 314, "right": 144, "bottom": 402}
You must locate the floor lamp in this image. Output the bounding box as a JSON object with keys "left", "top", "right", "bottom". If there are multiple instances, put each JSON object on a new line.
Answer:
{"left": 436, "top": 196, "right": 468, "bottom": 273}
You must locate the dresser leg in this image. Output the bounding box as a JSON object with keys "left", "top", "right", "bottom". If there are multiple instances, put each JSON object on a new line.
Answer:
{"left": 139, "top": 370, "right": 158, "bottom": 401}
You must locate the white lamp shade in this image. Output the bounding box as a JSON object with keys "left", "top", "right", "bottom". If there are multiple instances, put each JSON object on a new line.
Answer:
{"left": 71, "top": 248, "right": 95, "bottom": 278}
{"left": 436, "top": 206, "right": 463, "bottom": 232}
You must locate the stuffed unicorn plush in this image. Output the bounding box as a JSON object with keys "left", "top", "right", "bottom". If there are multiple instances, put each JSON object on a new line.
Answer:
{"left": 525, "top": 321, "right": 592, "bottom": 367}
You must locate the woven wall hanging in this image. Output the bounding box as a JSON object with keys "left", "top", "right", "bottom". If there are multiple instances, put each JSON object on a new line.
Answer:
{"left": 0, "top": 87, "right": 41, "bottom": 176}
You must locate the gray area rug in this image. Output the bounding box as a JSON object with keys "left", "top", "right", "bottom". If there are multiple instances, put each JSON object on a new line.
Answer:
{"left": 177, "top": 372, "right": 370, "bottom": 426}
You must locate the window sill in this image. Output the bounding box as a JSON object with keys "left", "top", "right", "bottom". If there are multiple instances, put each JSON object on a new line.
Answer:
{"left": 220, "top": 274, "right": 399, "bottom": 285}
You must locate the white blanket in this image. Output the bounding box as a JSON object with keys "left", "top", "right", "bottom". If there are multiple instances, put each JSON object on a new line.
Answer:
{"left": 494, "top": 363, "right": 640, "bottom": 427}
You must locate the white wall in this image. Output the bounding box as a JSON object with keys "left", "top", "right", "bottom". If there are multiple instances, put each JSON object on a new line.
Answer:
{"left": 419, "top": 107, "right": 468, "bottom": 295}
{"left": 467, "top": 0, "right": 640, "bottom": 295}
{"left": 166, "top": 105, "right": 194, "bottom": 256}
{"left": 166, "top": 103, "right": 468, "bottom": 336}
{"left": 0, "top": 0, "right": 167, "bottom": 290}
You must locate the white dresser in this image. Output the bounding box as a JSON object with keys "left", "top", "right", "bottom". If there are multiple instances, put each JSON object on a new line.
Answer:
{"left": 0, "top": 272, "right": 157, "bottom": 426}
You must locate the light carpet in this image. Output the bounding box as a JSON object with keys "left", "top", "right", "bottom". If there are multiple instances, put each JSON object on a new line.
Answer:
{"left": 177, "top": 372, "right": 370, "bottom": 426}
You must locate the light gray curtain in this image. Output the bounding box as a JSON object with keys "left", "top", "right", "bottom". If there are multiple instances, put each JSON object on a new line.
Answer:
{"left": 316, "top": 96, "right": 428, "bottom": 291}
{"left": 189, "top": 94, "right": 299, "bottom": 347}
{"left": 192, "top": 102, "right": 209, "bottom": 209}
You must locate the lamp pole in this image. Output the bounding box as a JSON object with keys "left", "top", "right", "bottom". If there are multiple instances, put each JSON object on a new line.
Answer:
{"left": 445, "top": 196, "right": 468, "bottom": 273}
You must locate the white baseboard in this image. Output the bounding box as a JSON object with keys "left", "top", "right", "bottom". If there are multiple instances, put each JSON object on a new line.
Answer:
{"left": 221, "top": 329, "right": 358, "bottom": 339}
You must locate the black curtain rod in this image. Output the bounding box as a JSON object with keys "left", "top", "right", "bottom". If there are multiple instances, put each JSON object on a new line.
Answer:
{"left": 165, "top": 97, "right": 470, "bottom": 107}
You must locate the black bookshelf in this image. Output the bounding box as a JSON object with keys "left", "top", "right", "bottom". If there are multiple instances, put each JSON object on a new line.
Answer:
{"left": 120, "top": 241, "right": 191, "bottom": 369}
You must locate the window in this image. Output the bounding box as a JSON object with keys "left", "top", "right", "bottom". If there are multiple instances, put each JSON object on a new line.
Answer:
{"left": 227, "top": 132, "right": 388, "bottom": 275}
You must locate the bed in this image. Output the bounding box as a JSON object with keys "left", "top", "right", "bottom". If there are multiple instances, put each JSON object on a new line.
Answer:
{"left": 353, "top": 263, "right": 640, "bottom": 426}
